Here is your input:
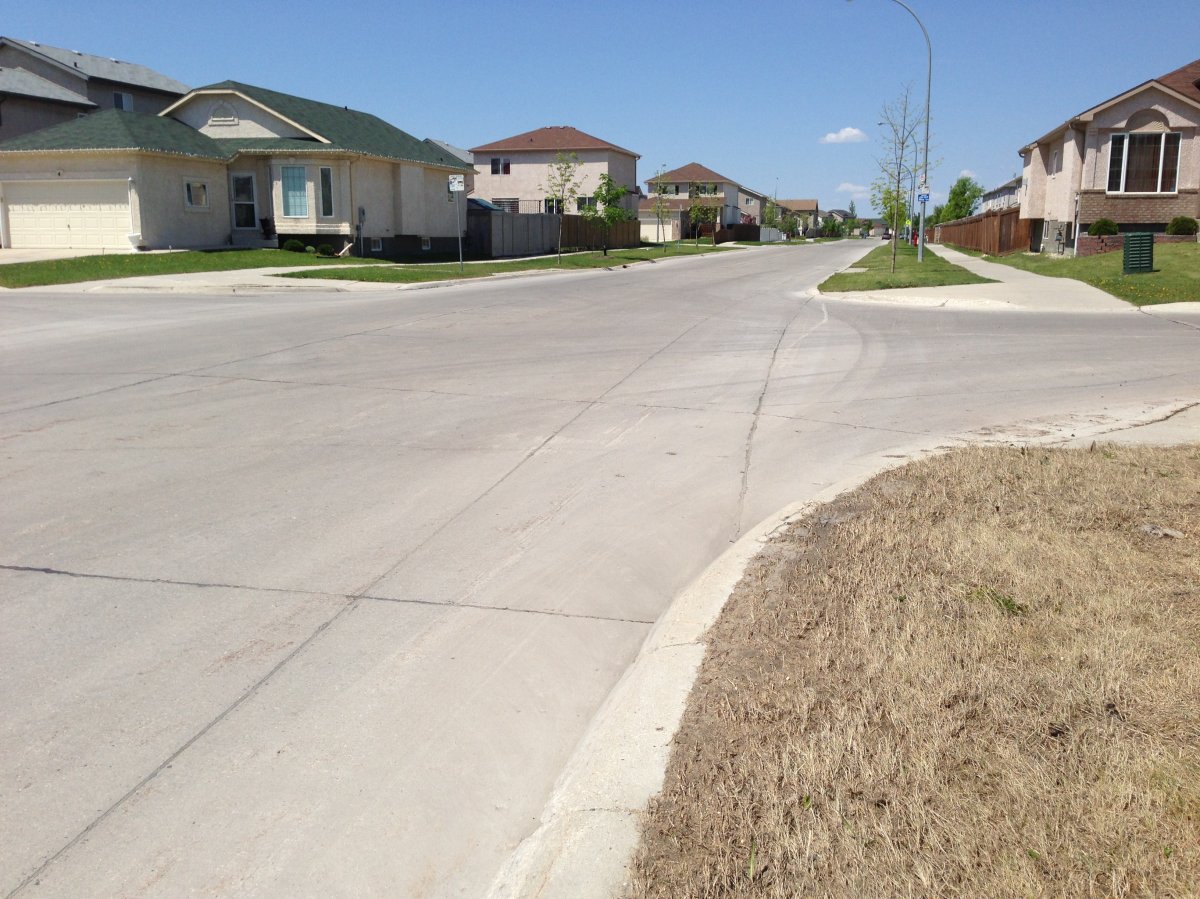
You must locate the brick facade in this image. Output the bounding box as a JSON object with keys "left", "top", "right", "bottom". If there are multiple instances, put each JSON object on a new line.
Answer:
{"left": 1078, "top": 188, "right": 1199, "bottom": 230}
{"left": 1075, "top": 232, "right": 1198, "bottom": 257}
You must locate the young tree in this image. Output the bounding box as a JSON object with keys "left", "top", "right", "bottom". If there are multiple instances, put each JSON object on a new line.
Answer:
{"left": 762, "top": 198, "right": 780, "bottom": 229}
{"left": 940, "top": 175, "right": 984, "bottom": 223}
{"left": 540, "top": 151, "right": 582, "bottom": 262}
{"left": 781, "top": 214, "right": 799, "bottom": 239}
{"left": 874, "top": 86, "right": 922, "bottom": 272}
{"left": 580, "top": 173, "right": 633, "bottom": 256}
{"left": 687, "top": 182, "right": 719, "bottom": 245}
{"left": 650, "top": 166, "right": 673, "bottom": 252}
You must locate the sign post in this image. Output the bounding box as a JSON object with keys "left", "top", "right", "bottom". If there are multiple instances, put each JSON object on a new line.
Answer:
{"left": 448, "top": 174, "right": 465, "bottom": 272}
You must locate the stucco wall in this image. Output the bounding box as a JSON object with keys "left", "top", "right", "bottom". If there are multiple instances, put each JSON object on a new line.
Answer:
{"left": 176, "top": 94, "right": 311, "bottom": 140}
{"left": 0, "top": 95, "right": 83, "bottom": 143}
{"left": 83, "top": 84, "right": 179, "bottom": 114}
{"left": 133, "top": 155, "right": 230, "bottom": 248}
{"left": 1080, "top": 87, "right": 1199, "bottom": 193}
{"left": 472, "top": 148, "right": 638, "bottom": 212}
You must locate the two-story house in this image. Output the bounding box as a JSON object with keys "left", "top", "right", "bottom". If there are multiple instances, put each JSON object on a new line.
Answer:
{"left": 0, "top": 37, "right": 188, "bottom": 143}
{"left": 1019, "top": 57, "right": 1200, "bottom": 254}
{"left": 469, "top": 126, "right": 639, "bottom": 214}
{"left": 640, "top": 163, "right": 770, "bottom": 238}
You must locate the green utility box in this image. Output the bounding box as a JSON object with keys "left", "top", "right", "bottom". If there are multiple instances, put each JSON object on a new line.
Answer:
{"left": 1123, "top": 232, "right": 1154, "bottom": 274}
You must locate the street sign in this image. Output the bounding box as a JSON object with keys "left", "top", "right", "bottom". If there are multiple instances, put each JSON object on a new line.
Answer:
{"left": 448, "top": 174, "right": 465, "bottom": 192}
{"left": 918, "top": 193, "right": 930, "bottom": 203}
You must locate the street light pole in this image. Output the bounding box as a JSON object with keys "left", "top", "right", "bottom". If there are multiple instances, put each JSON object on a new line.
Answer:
{"left": 886, "top": 0, "right": 931, "bottom": 261}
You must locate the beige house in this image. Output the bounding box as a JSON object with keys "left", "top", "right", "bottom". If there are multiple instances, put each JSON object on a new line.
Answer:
{"left": 0, "top": 80, "right": 471, "bottom": 254}
{"left": 640, "top": 163, "right": 770, "bottom": 239}
{"left": 470, "top": 126, "right": 639, "bottom": 214}
{"left": 0, "top": 37, "right": 187, "bottom": 142}
{"left": 1019, "top": 57, "right": 1200, "bottom": 253}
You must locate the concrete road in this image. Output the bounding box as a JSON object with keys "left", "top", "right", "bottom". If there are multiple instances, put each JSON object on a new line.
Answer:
{"left": 2, "top": 244, "right": 1198, "bottom": 898}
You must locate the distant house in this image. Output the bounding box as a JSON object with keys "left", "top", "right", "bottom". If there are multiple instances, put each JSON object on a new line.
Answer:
{"left": 469, "top": 125, "right": 639, "bottom": 215}
{"left": 640, "top": 162, "right": 769, "bottom": 239}
{"left": 0, "top": 36, "right": 187, "bottom": 142}
{"left": 979, "top": 177, "right": 1021, "bottom": 213}
{"left": 777, "top": 198, "right": 819, "bottom": 229}
{"left": 0, "top": 80, "right": 471, "bottom": 253}
{"left": 1019, "top": 57, "right": 1200, "bottom": 253}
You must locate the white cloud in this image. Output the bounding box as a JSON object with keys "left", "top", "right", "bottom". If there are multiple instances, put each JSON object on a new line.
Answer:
{"left": 959, "top": 169, "right": 976, "bottom": 179}
{"left": 837, "top": 182, "right": 871, "bottom": 201}
{"left": 819, "top": 127, "right": 868, "bottom": 145}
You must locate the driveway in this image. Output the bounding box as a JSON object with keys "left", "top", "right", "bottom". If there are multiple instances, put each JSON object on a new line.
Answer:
{"left": 2, "top": 243, "right": 1198, "bottom": 897}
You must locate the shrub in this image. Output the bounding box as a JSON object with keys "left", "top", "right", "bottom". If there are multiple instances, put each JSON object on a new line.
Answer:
{"left": 1166, "top": 216, "right": 1198, "bottom": 236}
{"left": 316, "top": 243, "right": 335, "bottom": 257}
{"left": 1088, "top": 218, "right": 1118, "bottom": 237}
{"left": 305, "top": 245, "right": 316, "bottom": 254}
{"left": 281, "top": 238, "right": 306, "bottom": 253}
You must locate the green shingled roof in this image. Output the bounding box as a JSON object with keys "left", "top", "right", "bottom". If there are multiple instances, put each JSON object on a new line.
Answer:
{"left": 193, "top": 81, "right": 470, "bottom": 169}
{"left": 0, "top": 81, "right": 470, "bottom": 171}
{"left": 0, "top": 108, "right": 225, "bottom": 157}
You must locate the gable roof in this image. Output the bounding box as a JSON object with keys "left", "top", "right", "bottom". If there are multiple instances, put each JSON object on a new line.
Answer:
{"left": 0, "top": 36, "right": 188, "bottom": 94}
{"left": 778, "top": 198, "right": 818, "bottom": 212}
{"left": 1022, "top": 57, "right": 1200, "bottom": 151}
{"left": 0, "top": 65, "right": 96, "bottom": 106}
{"left": 171, "top": 81, "right": 469, "bottom": 169}
{"left": 649, "top": 162, "right": 734, "bottom": 185}
{"left": 471, "top": 125, "right": 639, "bottom": 158}
{"left": 0, "top": 108, "right": 225, "bottom": 157}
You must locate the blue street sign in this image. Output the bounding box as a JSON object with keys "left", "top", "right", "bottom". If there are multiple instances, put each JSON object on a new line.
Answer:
{"left": 918, "top": 193, "right": 930, "bottom": 203}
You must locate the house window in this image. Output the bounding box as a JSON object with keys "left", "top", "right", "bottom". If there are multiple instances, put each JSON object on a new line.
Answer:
{"left": 319, "top": 167, "right": 334, "bottom": 217}
{"left": 1107, "top": 132, "right": 1181, "bottom": 193}
{"left": 577, "top": 196, "right": 594, "bottom": 211}
{"left": 282, "top": 165, "right": 308, "bottom": 216}
{"left": 185, "top": 181, "right": 209, "bottom": 209}
{"left": 493, "top": 198, "right": 518, "bottom": 213}
{"left": 231, "top": 174, "right": 257, "bottom": 228}
{"left": 544, "top": 198, "right": 563, "bottom": 214}
{"left": 421, "top": 237, "right": 432, "bottom": 251}
{"left": 370, "top": 237, "right": 383, "bottom": 252}
{"left": 113, "top": 91, "right": 133, "bottom": 111}
{"left": 490, "top": 157, "right": 511, "bottom": 175}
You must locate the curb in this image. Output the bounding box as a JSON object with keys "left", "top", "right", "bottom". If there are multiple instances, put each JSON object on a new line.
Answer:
{"left": 485, "top": 399, "right": 1199, "bottom": 899}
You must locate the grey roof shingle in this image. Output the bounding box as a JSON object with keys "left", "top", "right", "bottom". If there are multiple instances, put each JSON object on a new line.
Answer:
{"left": 0, "top": 65, "right": 96, "bottom": 106}
{"left": 1, "top": 37, "right": 188, "bottom": 94}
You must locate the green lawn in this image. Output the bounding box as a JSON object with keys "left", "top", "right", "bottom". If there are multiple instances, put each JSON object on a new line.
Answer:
{"left": 968, "top": 242, "right": 1200, "bottom": 306}
{"left": 0, "top": 249, "right": 386, "bottom": 289}
{"left": 819, "top": 243, "right": 993, "bottom": 292}
{"left": 279, "top": 244, "right": 733, "bottom": 283}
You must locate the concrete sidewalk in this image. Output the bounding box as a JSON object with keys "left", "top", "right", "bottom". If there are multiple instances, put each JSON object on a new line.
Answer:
{"left": 817, "top": 243, "right": 1200, "bottom": 320}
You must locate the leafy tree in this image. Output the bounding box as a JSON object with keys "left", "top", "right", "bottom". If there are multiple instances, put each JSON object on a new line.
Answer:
{"left": 875, "top": 86, "right": 922, "bottom": 271}
{"left": 580, "top": 173, "right": 634, "bottom": 256}
{"left": 940, "top": 176, "right": 984, "bottom": 223}
{"left": 781, "top": 214, "right": 799, "bottom": 238}
{"left": 540, "top": 151, "right": 582, "bottom": 262}
{"left": 762, "top": 198, "right": 780, "bottom": 229}
{"left": 848, "top": 200, "right": 857, "bottom": 220}
{"left": 821, "top": 218, "right": 845, "bottom": 238}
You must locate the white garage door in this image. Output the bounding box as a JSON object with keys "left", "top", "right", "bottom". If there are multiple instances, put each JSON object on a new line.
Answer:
{"left": 5, "top": 180, "right": 131, "bottom": 249}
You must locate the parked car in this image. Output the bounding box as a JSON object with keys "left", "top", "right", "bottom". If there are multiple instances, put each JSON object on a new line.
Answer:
{"left": 881, "top": 230, "right": 892, "bottom": 240}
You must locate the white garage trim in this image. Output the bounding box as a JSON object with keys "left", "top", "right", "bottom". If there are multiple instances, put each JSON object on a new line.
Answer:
{"left": 3, "top": 180, "right": 134, "bottom": 250}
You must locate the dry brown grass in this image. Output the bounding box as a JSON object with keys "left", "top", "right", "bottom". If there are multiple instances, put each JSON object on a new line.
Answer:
{"left": 629, "top": 444, "right": 1200, "bottom": 898}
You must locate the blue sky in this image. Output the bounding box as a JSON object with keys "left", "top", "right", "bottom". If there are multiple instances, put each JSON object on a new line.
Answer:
{"left": 9, "top": 0, "right": 1200, "bottom": 215}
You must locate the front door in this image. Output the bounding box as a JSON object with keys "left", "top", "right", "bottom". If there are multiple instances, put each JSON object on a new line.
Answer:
{"left": 230, "top": 173, "right": 258, "bottom": 232}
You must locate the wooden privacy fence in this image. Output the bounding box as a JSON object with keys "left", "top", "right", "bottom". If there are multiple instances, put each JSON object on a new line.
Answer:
{"left": 933, "top": 206, "right": 1030, "bottom": 256}
{"left": 559, "top": 215, "right": 639, "bottom": 251}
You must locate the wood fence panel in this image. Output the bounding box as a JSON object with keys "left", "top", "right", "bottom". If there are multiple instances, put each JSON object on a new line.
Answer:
{"left": 933, "top": 207, "right": 1029, "bottom": 255}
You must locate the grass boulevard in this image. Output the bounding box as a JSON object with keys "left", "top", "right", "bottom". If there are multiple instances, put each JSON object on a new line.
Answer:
{"left": 631, "top": 443, "right": 1200, "bottom": 897}
{"left": 0, "top": 242, "right": 756, "bottom": 289}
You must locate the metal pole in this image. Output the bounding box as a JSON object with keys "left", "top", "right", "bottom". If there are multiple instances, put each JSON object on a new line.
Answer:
{"left": 887, "top": 1, "right": 931, "bottom": 261}
{"left": 456, "top": 186, "right": 463, "bottom": 273}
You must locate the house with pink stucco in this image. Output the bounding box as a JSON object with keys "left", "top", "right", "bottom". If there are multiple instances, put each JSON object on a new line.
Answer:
{"left": 469, "top": 125, "right": 640, "bottom": 215}
{"left": 1019, "top": 57, "right": 1200, "bottom": 255}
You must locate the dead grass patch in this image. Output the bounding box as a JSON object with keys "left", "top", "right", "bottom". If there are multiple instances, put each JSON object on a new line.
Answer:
{"left": 629, "top": 444, "right": 1200, "bottom": 898}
